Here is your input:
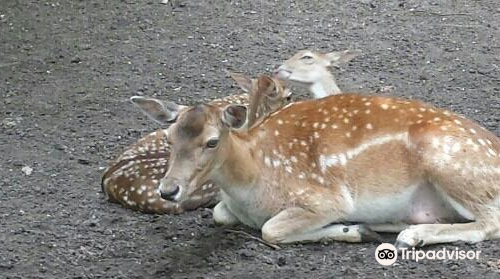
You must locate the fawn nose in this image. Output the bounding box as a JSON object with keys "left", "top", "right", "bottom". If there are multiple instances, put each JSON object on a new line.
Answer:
{"left": 159, "top": 180, "right": 181, "bottom": 201}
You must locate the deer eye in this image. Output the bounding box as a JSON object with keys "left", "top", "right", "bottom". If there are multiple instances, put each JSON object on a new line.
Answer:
{"left": 301, "top": 55, "right": 313, "bottom": 60}
{"left": 284, "top": 89, "right": 292, "bottom": 101}
{"left": 206, "top": 138, "right": 219, "bottom": 148}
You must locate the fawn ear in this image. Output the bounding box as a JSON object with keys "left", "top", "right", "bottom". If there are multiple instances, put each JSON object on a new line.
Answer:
{"left": 326, "top": 49, "right": 361, "bottom": 66}
{"left": 229, "top": 72, "right": 253, "bottom": 93}
{"left": 222, "top": 105, "right": 248, "bottom": 129}
{"left": 257, "top": 74, "right": 278, "bottom": 99}
{"left": 130, "top": 96, "right": 186, "bottom": 124}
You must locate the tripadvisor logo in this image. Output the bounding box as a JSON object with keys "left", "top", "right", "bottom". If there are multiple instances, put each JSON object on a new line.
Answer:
{"left": 375, "top": 243, "right": 481, "bottom": 265}
{"left": 375, "top": 243, "right": 398, "bottom": 266}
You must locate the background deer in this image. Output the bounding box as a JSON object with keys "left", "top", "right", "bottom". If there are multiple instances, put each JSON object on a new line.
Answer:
{"left": 101, "top": 73, "right": 291, "bottom": 213}
{"left": 275, "top": 49, "right": 360, "bottom": 98}
{"left": 149, "top": 74, "right": 500, "bottom": 249}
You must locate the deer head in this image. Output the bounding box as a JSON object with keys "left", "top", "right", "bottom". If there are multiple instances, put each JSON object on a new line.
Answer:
{"left": 274, "top": 49, "right": 360, "bottom": 98}
{"left": 132, "top": 76, "right": 290, "bottom": 202}
{"left": 102, "top": 73, "right": 259, "bottom": 214}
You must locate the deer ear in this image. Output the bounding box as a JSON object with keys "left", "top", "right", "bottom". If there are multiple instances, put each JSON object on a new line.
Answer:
{"left": 325, "top": 49, "right": 361, "bottom": 66}
{"left": 259, "top": 75, "right": 287, "bottom": 100}
{"left": 130, "top": 96, "right": 186, "bottom": 124}
{"left": 229, "top": 72, "right": 253, "bottom": 93}
{"left": 257, "top": 74, "right": 273, "bottom": 91}
{"left": 222, "top": 105, "right": 248, "bottom": 129}
{"left": 257, "top": 74, "right": 278, "bottom": 98}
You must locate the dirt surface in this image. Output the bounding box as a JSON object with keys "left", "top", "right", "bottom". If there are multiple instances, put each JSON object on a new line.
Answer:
{"left": 1, "top": 0, "right": 500, "bottom": 278}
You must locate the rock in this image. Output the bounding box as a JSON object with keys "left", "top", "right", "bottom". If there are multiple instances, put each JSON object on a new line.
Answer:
{"left": 21, "top": 166, "right": 33, "bottom": 176}
{"left": 277, "top": 256, "right": 287, "bottom": 266}
{"left": 83, "top": 219, "right": 98, "bottom": 227}
{"left": 0, "top": 263, "right": 14, "bottom": 270}
{"left": 1, "top": 118, "right": 17, "bottom": 128}
{"left": 237, "top": 249, "right": 254, "bottom": 259}
{"left": 77, "top": 158, "right": 90, "bottom": 165}
{"left": 201, "top": 209, "right": 212, "bottom": 219}
{"left": 54, "top": 143, "right": 66, "bottom": 151}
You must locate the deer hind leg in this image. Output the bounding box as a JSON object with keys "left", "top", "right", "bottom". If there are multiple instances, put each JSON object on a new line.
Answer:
{"left": 367, "top": 223, "right": 410, "bottom": 233}
{"left": 398, "top": 122, "right": 500, "bottom": 248}
{"left": 395, "top": 213, "right": 500, "bottom": 249}
{"left": 261, "top": 207, "right": 382, "bottom": 244}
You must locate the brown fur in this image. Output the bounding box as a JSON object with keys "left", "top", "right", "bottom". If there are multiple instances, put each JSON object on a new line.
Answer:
{"left": 164, "top": 77, "right": 500, "bottom": 247}
{"left": 102, "top": 82, "right": 291, "bottom": 214}
{"left": 101, "top": 94, "right": 249, "bottom": 214}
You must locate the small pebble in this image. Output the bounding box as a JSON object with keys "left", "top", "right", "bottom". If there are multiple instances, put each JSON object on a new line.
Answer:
{"left": 21, "top": 166, "right": 33, "bottom": 176}
{"left": 77, "top": 158, "right": 90, "bottom": 165}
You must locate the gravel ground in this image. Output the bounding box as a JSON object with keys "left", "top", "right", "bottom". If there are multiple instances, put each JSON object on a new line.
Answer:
{"left": 1, "top": 0, "right": 499, "bottom": 278}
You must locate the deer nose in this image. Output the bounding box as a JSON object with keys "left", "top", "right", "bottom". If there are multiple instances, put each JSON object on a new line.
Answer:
{"left": 159, "top": 181, "right": 181, "bottom": 201}
{"left": 159, "top": 185, "right": 180, "bottom": 201}
{"left": 273, "top": 67, "right": 282, "bottom": 77}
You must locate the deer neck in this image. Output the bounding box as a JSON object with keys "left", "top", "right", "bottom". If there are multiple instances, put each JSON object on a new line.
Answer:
{"left": 213, "top": 132, "right": 260, "bottom": 189}
{"left": 309, "top": 72, "right": 340, "bottom": 98}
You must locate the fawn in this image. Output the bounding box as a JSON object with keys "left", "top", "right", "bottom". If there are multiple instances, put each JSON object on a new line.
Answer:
{"left": 145, "top": 74, "right": 500, "bottom": 249}
{"left": 101, "top": 73, "right": 291, "bottom": 213}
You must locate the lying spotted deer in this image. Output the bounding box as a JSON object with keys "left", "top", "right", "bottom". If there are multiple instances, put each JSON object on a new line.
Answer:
{"left": 146, "top": 74, "right": 500, "bottom": 249}
{"left": 101, "top": 49, "right": 361, "bottom": 214}
{"left": 101, "top": 73, "right": 291, "bottom": 213}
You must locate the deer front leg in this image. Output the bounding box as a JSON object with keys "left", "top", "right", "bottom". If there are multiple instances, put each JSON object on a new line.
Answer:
{"left": 213, "top": 201, "right": 240, "bottom": 226}
{"left": 261, "top": 207, "right": 381, "bottom": 244}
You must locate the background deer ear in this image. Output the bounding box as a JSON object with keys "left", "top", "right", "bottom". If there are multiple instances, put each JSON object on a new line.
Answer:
{"left": 222, "top": 105, "right": 248, "bottom": 129}
{"left": 326, "top": 49, "right": 361, "bottom": 66}
{"left": 229, "top": 72, "right": 253, "bottom": 93}
{"left": 130, "top": 96, "right": 186, "bottom": 124}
